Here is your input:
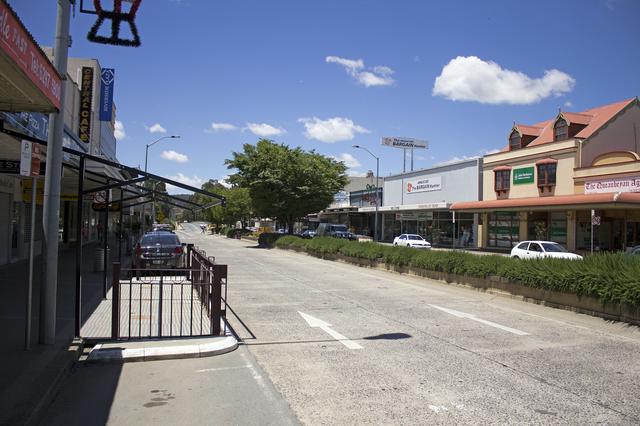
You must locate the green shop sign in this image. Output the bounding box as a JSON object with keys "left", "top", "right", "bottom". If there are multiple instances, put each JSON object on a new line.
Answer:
{"left": 513, "top": 167, "right": 535, "bottom": 185}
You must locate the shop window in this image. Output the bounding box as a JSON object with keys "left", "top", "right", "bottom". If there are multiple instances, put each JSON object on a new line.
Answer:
{"left": 487, "top": 212, "right": 520, "bottom": 249}
{"left": 494, "top": 170, "right": 511, "bottom": 193}
{"left": 554, "top": 118, "right": 568, "bottom": 141}
{"left": 509, "top": 131, "right": 521, "bottom": 150}
{"left": 537, "top": 163, "right": 557, "bottom": 189}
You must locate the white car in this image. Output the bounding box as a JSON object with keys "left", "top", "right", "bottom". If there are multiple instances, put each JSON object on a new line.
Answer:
{"left": 393, "top": 234, "right": 432, "bottom": 249}
{"left": 510, "top": 241, "right": 583, "bottom": 260}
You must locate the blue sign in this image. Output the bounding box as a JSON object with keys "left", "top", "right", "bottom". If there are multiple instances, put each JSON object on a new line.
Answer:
{"left": 0, "top": 111, "right": 49, "bottom": 141}
{"left": 99, "top": 68, "right": 115, "bottom": 121}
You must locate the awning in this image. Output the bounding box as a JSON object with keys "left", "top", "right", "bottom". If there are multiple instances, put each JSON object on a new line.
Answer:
{"left": 0, "top": 1, "right": 62, "bottom": 112}
{"left": 451, "top": 192, "right": 640, "bottom": 212}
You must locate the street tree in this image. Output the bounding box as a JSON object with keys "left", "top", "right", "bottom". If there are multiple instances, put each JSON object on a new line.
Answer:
{"left": 225, "top": 139, "right": 348, "bottom": 233}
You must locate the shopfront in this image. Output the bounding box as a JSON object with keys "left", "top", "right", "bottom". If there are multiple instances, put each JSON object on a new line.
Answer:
{"left": 362, "top": 158, "right": 482, "bottom": 246}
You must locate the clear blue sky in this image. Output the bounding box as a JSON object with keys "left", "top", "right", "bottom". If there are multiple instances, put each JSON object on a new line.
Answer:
{"left": 11, "top": 0, "right": 640, "bottom": 193}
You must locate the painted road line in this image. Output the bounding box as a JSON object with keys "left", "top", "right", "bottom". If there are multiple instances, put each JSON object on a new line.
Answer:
{"left": 196, "top": 365, "right": 251, "bottom": 373}
{"left": 298, "top": 311, "right": 363, "bottom": 350}
{"left": 428, "top": 304, "right": 529, "bottom": 336}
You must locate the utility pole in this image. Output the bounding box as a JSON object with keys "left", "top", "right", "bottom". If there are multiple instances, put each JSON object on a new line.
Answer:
{"left": 40, "top": 0, "right": 71, "bottom": 345}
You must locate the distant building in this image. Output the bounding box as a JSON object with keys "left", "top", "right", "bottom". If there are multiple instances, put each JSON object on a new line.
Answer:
{"left": 452, "top": 98, "right": 640, "bottom": 252}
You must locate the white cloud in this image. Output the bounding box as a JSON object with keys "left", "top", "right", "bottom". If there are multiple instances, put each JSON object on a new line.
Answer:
{"left": 564, "top": 101, "right": 573, "bottom": 108}
{"left": 245, "top": 122, "right": 286, "bottom": 137}
{"left": 331, "top": 153, "right": 361, "bottom": 169}
{"left": 148, "top": 123, "right": 167, "bottom": 134}
{"left": 434, "top": 155, "right": 480, "bottom": 167}
{"left": 434, "top": 148, "right": 500, "bottom": 167}
{"left": 210, "top": 122, "right": 237, "bottom": 132}
{"left": 347, "top": 170, "right": 367, "bottom": 177}
{"left": 433, "top": 56, "right": 575, "bottom": 105}
{"left": 166, "top": 173, "right": 204, "bottom": 194}
{"left": 298, "top": 117, "right": 370, "bottom": 143}
{"left": 161, "top": 150, "right": 189, "bottom": 163}
{"left": 326, "top": 55, "right": 395, "bottom": 87}
{"left": 114, "top": 120, "right": 126, "bottom": 140}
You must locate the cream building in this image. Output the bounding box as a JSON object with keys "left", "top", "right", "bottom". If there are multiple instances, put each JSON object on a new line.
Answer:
{"left": 452, "top": 98, "right": 640, "bottom": 252}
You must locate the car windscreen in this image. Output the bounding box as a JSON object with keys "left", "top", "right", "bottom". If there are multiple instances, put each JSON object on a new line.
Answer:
{"left": 141, "top": 235, "right": 180, "bottom": 246}
{"left": 408, "top": 235, "right": 423, "bottom": 240}
{"left": 331, "top": 226, "right": 348, "bottom": 232}
{"left": 542, "top": 243, "right": 568, "bottom": 252}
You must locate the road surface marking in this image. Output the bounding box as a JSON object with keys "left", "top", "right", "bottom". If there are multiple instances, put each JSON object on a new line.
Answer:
{"left": 298, "top": 311, "right": 363, "bottom": 350}
{"left": 196, "top": 365, "right": 251, "bottom": 373}
{"left": 428, "top": 304, "right": 529, "bottom": 336}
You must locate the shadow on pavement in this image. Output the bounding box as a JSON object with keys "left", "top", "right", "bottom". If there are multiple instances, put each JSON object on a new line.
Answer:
{"left": 42, "top": 360, "right": 122, "bottom": 426}
{"left": 363, "top": 332, "right": 412, "bottom": 340}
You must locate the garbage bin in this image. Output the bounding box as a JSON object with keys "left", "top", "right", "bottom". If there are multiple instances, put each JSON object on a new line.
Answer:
{"left": 94, "top": 247, "right": 111, "bottom": 272}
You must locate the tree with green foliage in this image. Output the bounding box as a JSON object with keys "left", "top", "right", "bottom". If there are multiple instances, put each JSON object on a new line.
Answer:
{"left": 225, "top": 139, "right": 348, "bottom": 233}
{"left": 191, "top": 179, "right": 253, "bottom": 229}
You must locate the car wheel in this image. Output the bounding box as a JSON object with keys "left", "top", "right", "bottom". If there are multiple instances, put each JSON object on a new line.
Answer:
{"left": 407, "top": 243, "right": 411, "bottom": 247}
{"left": 394, "top": 243, "right": 398, "bottom": 246}
{"left": 512, "top": 255, "right": 519, "bottom": 259}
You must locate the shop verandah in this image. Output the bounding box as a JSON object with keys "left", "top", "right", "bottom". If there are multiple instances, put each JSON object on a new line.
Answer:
{"left": 451, "top": 192, "right": 640, "bottom": 253}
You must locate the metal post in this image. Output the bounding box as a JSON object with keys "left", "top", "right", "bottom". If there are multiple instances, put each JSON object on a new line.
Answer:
{"left": 158, "top": 275, "right": 163, "bottom": 337}
{"left": 40, "top": 0, "right": 71, "bottom": 345}
{"left": 111, "top": 262, "right": 120, "bottom": 339}
{"left": 118, "top": 189, "right": 123, "bottom": 264}
{"left": 103, "top": 189, "right": 109, "bottom": 299}
{"left": 403, "top": 148, "right": 406, "bottom": 173}
{"left": 74, "top": 157, "right": 85, "bottom": 337}
{"left": 374, "top": 157, "right": 379, "bottom": 242}
{"left": 212, "top": 264, "right": 226, "bottom": 336}
{"left": 142, "top": 145, "right": 148, "bottom": 235}
{"left": 410, "top": 148, "right": 414, "bottom": 171}
{"left": 25, "top": 177, "right": 37, "bottom": 350}
{"left": 591, "top": 209, "right": 594, "bottom": 255}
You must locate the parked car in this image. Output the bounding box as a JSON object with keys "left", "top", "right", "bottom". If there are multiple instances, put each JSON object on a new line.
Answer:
{"left": 316, "top": 223, "right": 357, "bottom": 240}
{"left": 393, "top": 234, "right": 432, "bottom": 249}
{"left": 301, "top": 229, "right": 316, "bottom": 239}
{"left": 626, "top": 245, "right": 640, "bottom": 255}
{"left": 510, "top": 241, "right": 583, "bottom": 260}
{"left": 152, "top": 223, "right": 174, "bottom": 232}
{"left": 135, "top": 231, "right": 185, "bottom": 269}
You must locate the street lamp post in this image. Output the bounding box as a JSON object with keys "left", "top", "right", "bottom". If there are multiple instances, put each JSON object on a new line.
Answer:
{"left": 353, "top": 145, "right": 380, "bottom": 242}
{"left": 142, "top": 135, "right": 179, "bottom": 232}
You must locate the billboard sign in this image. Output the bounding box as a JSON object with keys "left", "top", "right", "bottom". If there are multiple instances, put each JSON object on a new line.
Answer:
{"left": 513, "top": 167, "right": 535, "bottom": 185}
{"left": 585, "top": 176, "right": 640, "bottom": 194}
{"left": 381, "top": 137, "right": 428, "bottom": 150}
{"left": 405, "top": 176, "right": 442, "bottom": 193}
{"left": 99, "top": 68, "right": 115, "bottom": 121}
{"left": 0, "top": 1, "right": 61, "bottom": 110}
{"left": 78, "top": 67, "right": 94, "bottom": 143}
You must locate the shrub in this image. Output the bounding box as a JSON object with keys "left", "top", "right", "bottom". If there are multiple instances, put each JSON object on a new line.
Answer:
{"left": 338, "top": 241, "right": 389, "bottom": 261}
{"left": 276, "top": 235, "right": 309, "bottom": 249}
{"left": 306, "top": 237, "right": 348, "bottom": 254}
{"left": 258, "top": 232, "right": 288, "bottom": 248}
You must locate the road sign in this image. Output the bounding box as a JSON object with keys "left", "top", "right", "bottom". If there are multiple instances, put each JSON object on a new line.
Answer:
{"left": 592, "top": 215, "right": 601, "bottom": 226}
{"left": 381, "top": 137, "right": 428, "bottom": 149}
{"left": 20, "top": 140, "right": 41, "bottom": 177}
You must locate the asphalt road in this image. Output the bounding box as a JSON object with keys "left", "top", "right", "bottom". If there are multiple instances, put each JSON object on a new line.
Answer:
{"left": 178, "top": 223, "right": 640, "bottom": 425}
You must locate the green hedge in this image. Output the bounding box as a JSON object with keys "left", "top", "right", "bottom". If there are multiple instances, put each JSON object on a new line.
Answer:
{"left": 275, "top": 236, "right": 640, "bottom": 306}
{"left": 259, "top": 232, "right": 289, "bottom": 248}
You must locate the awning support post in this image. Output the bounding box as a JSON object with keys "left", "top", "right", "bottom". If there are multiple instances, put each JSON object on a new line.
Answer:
{"left": 74, "top": 156, "right": 85, "bottom": 337}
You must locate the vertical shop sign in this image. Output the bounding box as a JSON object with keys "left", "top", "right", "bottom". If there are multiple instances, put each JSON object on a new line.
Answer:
{"left": 99, "top": 68, "right": 115, "bottom": 121}
{"left": 79, "top": 67, "right": 94, "bottom": 143}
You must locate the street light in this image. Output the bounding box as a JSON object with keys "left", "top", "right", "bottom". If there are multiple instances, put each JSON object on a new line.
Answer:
{"left": 143, "top": 135, "right": 179, "bottom": 232}
{"left": 353, "top": 145, "right": 380, "bottom": 242}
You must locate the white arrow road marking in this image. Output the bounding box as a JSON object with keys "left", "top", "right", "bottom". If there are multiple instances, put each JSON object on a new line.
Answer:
{"left": 428, "top": 304, "right": 529, "bottom": 336}
{"left": 298, "top": 311, "right": 363, "bottom": 350}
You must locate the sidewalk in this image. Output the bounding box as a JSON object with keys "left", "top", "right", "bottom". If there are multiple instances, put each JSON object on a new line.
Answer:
{"left": 0, "top": 239, "right": 123, "bottom": 426}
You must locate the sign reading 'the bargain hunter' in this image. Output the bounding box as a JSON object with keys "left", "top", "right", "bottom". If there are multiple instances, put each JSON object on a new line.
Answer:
{"left": 585, "top": 176, "right": 640, "bottom": 194}
{"left": 405, "top": 176, "right": 442, "bottom": 193}
{"left": 381, "top": 137, "right": 428, "bottom": 150}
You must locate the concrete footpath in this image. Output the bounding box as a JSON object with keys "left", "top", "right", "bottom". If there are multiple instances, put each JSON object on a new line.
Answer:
{"left": 87, "top": 328, "right": 238, "bottom": 362}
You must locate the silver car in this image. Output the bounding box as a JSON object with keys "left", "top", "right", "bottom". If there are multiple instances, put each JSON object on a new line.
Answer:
{"left": 135, "top": 232, "right": 184, "bottom": 269}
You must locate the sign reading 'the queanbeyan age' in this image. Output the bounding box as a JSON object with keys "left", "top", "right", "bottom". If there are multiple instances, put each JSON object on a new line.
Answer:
{"left": 585, "top": 176, "right": 640, "bottom": 194}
